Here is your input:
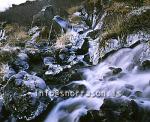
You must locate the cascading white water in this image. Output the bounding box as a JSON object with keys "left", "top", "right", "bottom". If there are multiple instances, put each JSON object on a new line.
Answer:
{"left": 45, "top": 42, "right": 150, "bottom": 122}
{"left": 43, "top": 5, "right": 150, "bottom": 121}
{"left": 45, "top": 97, "right": 102, "bottom": 122}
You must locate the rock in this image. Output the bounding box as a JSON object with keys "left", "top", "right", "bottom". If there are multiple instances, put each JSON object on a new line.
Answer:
{"left": 0, "top": 46, "right": 20, "bottom": 64}
{"left": 32, "top": 4, "right": 69, "bottom": 26}
{"left": 27, "top": 100, "right": 55, "bottom": 122}
{"left": 26, "top": 48, "right": 42, "bottom": 64}
{"left": 3, "top": 71, "right": 49, "bottom": 120}
{"left": 134, "top": 91, "right": 143, "bottom": 97}
{"left": 11, "top": 52, "right": 29, "bottom": 72}
{"left": 80, "top": 98, "right": 150, "bottom": 122}
{"left": 103, "top": 67, "right": 122, "bottom": 80}
{"left": 44, "top": 57, "right": 55, "bottom": 65}
{"left": 2, "top": 65, "right": 16, "bottom": 81}
{"left": 99, "top": 98, "right": 141, "bottom": 122}
{"left": 80, "top": 110, "right": 101, "bottom": 122}
{"left": 76, "top": 38, "right": 89, "bottom": 55}
{"left": 120, "top": 88, "right": 132, "bottom": 97}
{"left": 28, "top": 26, "right": 40, "bottom": 36}
{"left": 125, "top": 84, "right": 134, "bottom": 90}
{"left": 87, "top": 29, "right": 101, "bottom": 40}
{"left": 69, "top": 69, "right": 84, "bottom": 81}
{"left": 39, "top": 26, "right": 50, "bottom": 39}
{"left": 32, "top": 5, "right": 55, "bottom": 26}
{"left": 45, "top": 64, "right": 63, "bottom": 75}
{"left": 99, "top": 5, "right": 150, "bottom": 60}
{"left": 44, "top": 64, "right": 84, "bottom": 85}
{"left": 0, "top": 98, "right": 7, "bottom": 121}
{"left": 109, "top": 67, "right": 122, "bottom": 75}
{"left": 31, "top": 6, "right": 69, "bottom": 40}
{"left": 56, "top": 48, "right": 75, "bottom": 65}
{"left": 140, "top": 60, "right": 150, "bottom": 70}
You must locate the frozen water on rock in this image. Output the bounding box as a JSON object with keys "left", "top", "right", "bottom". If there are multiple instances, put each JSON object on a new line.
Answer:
{"left": 18, "top": 52, "right": 28, "bottom": 61}
{"left": 126, "top": 32, "right": 150, "bottom": 46}
{"left": 45, "top": 64, "right": 63, "bottom": 75}
{"left": 94, "top": 12, "right": 107, "bottom": 30}
{"left": 0, "top": 29, "right": 7, "bottom": 41}
{"left": 2, "top": 64, "right": 16, "bottom": 81}
{"left": 26, "top": 26, "right": 41, "bottom": 46}
{"left": 31, "top": 31, "right": 40, "bottom": 43}
{"left": 14, "top": 52, "right": 29, "bottom": 71}
{"left": 9, "top": 71, "right": 46, "bottom": 90}
{"left": 52, "top": 10, "right": 107, "bottom": 68}
{"left": 99, "top": 32, "right": 150, "bottom": 59}
{"left": 45, "top": 11, "right": 113, "bottom": 120}
{"left": 101, "top": 39, "right": 119, "bottom": 54}
{"left": 88, "top": 38, "right": 100, "bottom": 65}
{"left": 23, "top": 74, "right": 46, "bottom": 90}
{"left": 129, "top": 6, "right": 150, "bottom": 16}
{"left": 44, "top": 16, "right": 93, "bottom": 75}
{"left": 41, "top": 5, "right": 52, "bottom": 12}
{"left": 44, "top": 57, "right": 55, "bottom": 65}
{"left": 28, "top": 26, "right": 40, "bottom": 35}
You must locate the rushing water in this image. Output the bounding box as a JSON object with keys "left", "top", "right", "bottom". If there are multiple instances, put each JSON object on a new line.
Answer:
{"left": 0, "top": 1, "right": 149, "bottom": 121}
{"left": 45, "top": 40, "right": 150, "bottom": 122}
{"left": 43, "top": 3, "right": 150, "bottom": 121}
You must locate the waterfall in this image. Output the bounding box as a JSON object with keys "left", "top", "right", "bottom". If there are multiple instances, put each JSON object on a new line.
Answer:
{"left": 44, "top": 3, "right": 150, "bottom": 121}
{"left": 45, "top": 41, "right": 150, "bottom": 122}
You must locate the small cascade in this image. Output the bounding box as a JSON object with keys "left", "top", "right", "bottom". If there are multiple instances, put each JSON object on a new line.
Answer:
{"left": 45, "top": 41, "right": 150, "bottom": 122}
{"left": 44, "top": 4, "right": 150, "bottom": 122}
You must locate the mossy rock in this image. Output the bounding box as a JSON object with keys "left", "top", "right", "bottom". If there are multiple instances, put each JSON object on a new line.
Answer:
{"left": 3, "top": 72, "right": 48, "bottom": 120}
{"left": 101, "top": 6, "right": 150, "bottom": 45}
{"left": 126, "top": 7, "right": 150, "bottom": 33}
{"left": 0, "top": 48, "right": 19, "bottom": 64}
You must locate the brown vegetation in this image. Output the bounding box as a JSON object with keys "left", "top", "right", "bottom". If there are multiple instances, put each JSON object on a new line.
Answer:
{"left": 100, "top": 0, "right": 150, "bottom": 47}
{"left": 55, "top": 32, "right": 75, "bottom": 48}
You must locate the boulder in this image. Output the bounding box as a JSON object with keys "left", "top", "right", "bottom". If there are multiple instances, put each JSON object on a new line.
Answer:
{"left": 139, "top": 60, "right": 150, "bottom": 70}
{"left": 3, "top": 71, "right": 49, "bottom": 120}
{"left": 80, "top": 98, "right": 150, "bottom": 122}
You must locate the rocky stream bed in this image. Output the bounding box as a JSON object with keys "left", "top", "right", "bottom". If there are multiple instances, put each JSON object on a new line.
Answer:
{"left": 0, "top": 0, "right": 150, "bottom": 122}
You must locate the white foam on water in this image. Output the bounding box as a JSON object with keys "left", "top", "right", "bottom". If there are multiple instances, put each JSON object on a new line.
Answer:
{"left": 45, "top": 7, "right": 150, "bottom": 122}
{"left": 45, "top": 42, "right": 150, "bottom": 122}
{"left": 45, "top": 97, "right": 103, "bottom": 122}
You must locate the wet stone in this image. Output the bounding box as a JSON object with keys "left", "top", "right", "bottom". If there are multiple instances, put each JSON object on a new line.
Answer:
{"left": 109, "top": 67, "right": 122, "bottom": 75}
{"left": 140, "top": 60, "right": 150, "bottom": 70}
{"left": 125, "top": 84, "right": 134, "bottom": 90}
